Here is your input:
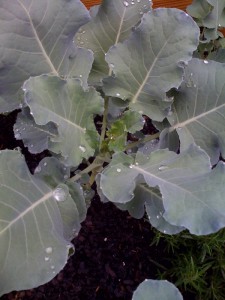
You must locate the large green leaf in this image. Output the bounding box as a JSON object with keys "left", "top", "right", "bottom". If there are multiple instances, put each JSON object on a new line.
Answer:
{"left": 132, "top": 279, "right": 183, "bottom": 300}
{"left": 0, "top": 0, "right": 92, "bottom": 112}
{"left": 115, "top": 183, "right": 184, "bottom": 234}
{"left": 100, "top": 145, "right": 225, "bottom": 235}
{"left": 186, "top": 0, "right": 212, "bottom": 20}
{"left": 75, "top": 0, "right": 151, "bottom": 84}
{"left": 14, "top": 108, "right": 58, "bottom": 154}
{"left": 202, "top": 0, "right": 225, "bottom": 28}
{"left": 187, "top": 0, "right": 225, "bottom": 39}
{"left": 0, "top": 150, "right": 85, "bottom": 296}
{"left": 24, "top": 75, "right": 104, "bottom": 166}
{"left": 103, "top": 8, "right": 200, "bottom": 121}
{"left": 169, "top": 58, "right": 225, "bottom": 164}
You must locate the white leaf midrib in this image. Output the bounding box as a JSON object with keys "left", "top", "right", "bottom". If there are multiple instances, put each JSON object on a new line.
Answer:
{"left": 172, "top": 102, "right": 225, "bottom": 129}
{"left": 17, "top": 0, "right": 59, "bottom": 76}
{"left": 0, "top": 189, "right": 53, "bottom": 236}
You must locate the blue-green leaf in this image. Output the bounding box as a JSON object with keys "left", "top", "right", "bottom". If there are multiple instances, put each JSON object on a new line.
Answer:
{"left": 103, "top": 8, "right": 200, "bottom": 121}
{"left": 132, "top": 279, "right": 183, "bottom": 300}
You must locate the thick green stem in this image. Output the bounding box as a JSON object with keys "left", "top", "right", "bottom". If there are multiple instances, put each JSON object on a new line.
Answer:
{"left": 125, "top": 132, "right": 160, "bottom": 151}
{"left": 69, "top": 161, "right": 102, "bottom": 182}
{"left": 99, "top": 96, "right": 109, "bottom": 150}
{"left": 69, "top": 155, "right": 110, "bottom": 183}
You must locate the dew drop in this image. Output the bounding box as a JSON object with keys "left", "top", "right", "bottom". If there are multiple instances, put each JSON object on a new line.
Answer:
{"left": 137, "top": 0, "right": 141, "bottom": 2}
{"left": 135, "top": 162, "right": 139, "bottom": 166}
{"left": 158, "top": 165, "right": 168, "bottom": 171}
{"left": 79, "top": 74, "right": 83, "bottom": 78}
{"left": 44, "top": 257, "right": 50, "bottom": 261}
{"left": 53, "top": 187, "right": 67, "bottom": 202}
{"left": 35, "top": 166, "right": 42, "bottom": 173}
{"left": 43, "top": 162, "right": 47, "bottom": 167}
{"left": 45, "top": 247, "right": 53, "bottom": 254}
{"left": 129, "top": 164, "right": 134, "bottom": 169}
{"left": 123, "top": 1, "right": 129, "bottom": 7}
{"left": 79, "top": 145, "right": 86, "bottom": 153}
{"left": 51, "top": 265, "right": 55, "bottom": 270}
{"left": 116, "top": 168, "right": 122, "bottom": 173}
{"left": 156, "top": 215, "right": 160, "bottom": 219}
{"left": 163, "top": 96, "right": 174, "bottom": 102}
{"left": 163, "top": 230, "right": 167, "bottom": 234}
{"left": 116, "top": 93, "right": 121, "bottom": 97}
{"left": 203, "top": 60, "right": 208, "bottom": 64}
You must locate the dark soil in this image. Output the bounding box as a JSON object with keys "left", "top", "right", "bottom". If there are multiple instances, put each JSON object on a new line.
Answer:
{"left": 0, "top": 111, "right": 192, "bottom": 300}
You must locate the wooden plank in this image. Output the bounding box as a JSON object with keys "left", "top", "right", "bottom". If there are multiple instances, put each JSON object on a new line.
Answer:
{"left": 81, "top": 0, "right": 192, "bottom": 10}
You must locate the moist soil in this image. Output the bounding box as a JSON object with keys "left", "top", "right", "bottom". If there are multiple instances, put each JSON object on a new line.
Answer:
{"left": 0, "top": 111, "right": 193, "bottom": 300}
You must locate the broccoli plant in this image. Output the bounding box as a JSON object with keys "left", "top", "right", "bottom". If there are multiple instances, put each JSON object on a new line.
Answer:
{"left": 0, "top": 0, "right": 225, "bottom": 298}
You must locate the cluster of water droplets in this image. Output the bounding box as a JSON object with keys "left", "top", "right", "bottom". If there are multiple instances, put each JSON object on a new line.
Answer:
{"left": 44, "top": 247, "right": 56, "bottom": 274}
{"left": 76, "top": 27, "right": 88, "bottom": 48}
{"left": 122, "top": 0, "right": 152, "bottom": 15}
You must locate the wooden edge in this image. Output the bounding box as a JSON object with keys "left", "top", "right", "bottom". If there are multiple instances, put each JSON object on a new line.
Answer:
{"left": 81, "top": 0, "right": 225, "bottom": 38}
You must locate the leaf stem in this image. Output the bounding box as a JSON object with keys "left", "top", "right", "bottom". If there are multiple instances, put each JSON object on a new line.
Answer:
{"left": 69, "top": 155, "right": 110, "bottom": 183}
{"left": 99, "top": 96, "right": 109, "bottom": 150}
{"left": 69, "top": 160, "right": 102, "bottom": 182}
{"left": 125, "top": 132, "right": 160, "bottom": 151}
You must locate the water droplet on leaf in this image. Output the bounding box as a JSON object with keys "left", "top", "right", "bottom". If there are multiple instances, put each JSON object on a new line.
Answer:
{"left": 117, "top": 168, "right": 122, "bottom": 173}
{"left": 35, "top": 166, "right": 41, "bottom": 173}
{"left": 15, "top": 133, "right": 21, "bottom": 139}
{"left": 45, "top": 247, "right": 53, "bottom": 254}
{"left": 79, "top": 145, "right": 86, "bottom": 153}
{"left": 123, "top": 1, "right": 129, "bottom": 7}
{"left": 53, "top": 187, "right": 67, "bottom": 202}
{"left": 203, "top": 60, "right": 208, "bottom": 64}
{"left": 158, "top": 165, "right": 168, "bottom": 171}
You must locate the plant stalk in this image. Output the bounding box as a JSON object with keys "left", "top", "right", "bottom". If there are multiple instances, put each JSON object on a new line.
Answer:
{"left": 99, "top": 96, "right": 109, "bottom": 150}
{"left": 125, "top": 132, "right": 160, "bottom": 151}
